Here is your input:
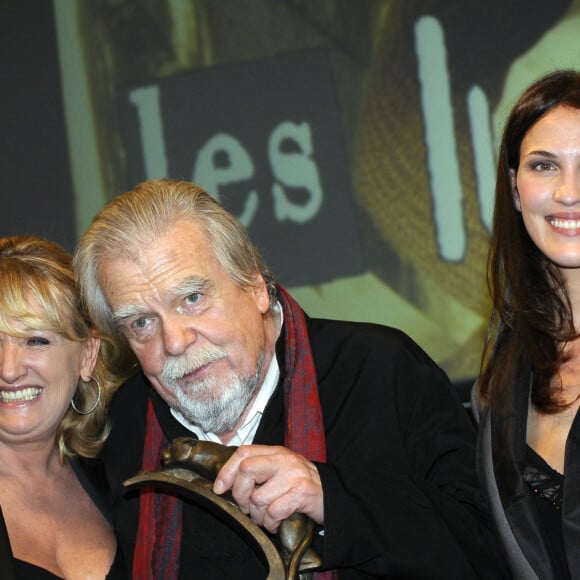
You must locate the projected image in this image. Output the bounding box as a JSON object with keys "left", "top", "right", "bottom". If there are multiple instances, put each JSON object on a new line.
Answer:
{"left": 52, "top": 0, "right": 580, "bottom": 381}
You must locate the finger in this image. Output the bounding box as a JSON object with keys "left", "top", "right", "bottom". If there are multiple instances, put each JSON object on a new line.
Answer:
{"left": 252, "top": 462, "right": 324, "bottom": 526}
{"left": 260, "top": 494, "right": 296, "bottom": 533}
{"left": 214, "top": 445, "right": 277, "bottom": 494}
{"left": 232, "top": 471, "right": 263, "bottom": 513}
{"left": 231, "top": 454, "right": 280, "bottom": 512}
{"left": 248, "top": 499, "right": 269, "bottom": 526}
{"left": 213, "top": 445, "right": 253, "bottom": 494}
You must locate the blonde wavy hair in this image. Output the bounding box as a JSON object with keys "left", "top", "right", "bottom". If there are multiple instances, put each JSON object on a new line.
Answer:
{"left": 0, "top": 235, "right": 123, "bottom": 461}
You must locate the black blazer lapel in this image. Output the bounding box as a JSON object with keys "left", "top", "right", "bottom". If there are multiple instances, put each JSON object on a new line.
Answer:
{"left": 0, "top": 505, "right": 17, "bottom": 580}
{"left": 479, "top": 411, "right": 538, "bottom": 580}
{"left": 488, "top": 369, "right": 556, "bottom": 579}
{"left": 563, "top": 409, "right": 580, "bottom": 577}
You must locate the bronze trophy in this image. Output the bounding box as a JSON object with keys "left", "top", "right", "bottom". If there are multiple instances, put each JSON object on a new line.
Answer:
{"left": 124, "top": 436, "right": 322, "bottom": 579}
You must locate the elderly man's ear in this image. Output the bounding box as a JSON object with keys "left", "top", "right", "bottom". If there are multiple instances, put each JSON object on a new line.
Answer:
{"left": 509, "top": 168, "right": 522, "bottom": 212}
{"left": 252, "top": 272, "right": 272, "bottom": 314}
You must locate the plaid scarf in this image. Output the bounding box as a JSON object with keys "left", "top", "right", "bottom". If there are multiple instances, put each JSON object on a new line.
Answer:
{"left": 133, "top": 400, "right": 183, "bottom": 579}
{"left": 133, "top": 287, "right": 336, "bottom": 578}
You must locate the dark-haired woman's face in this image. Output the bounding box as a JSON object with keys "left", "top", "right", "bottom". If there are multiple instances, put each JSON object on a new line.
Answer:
{"left": 511, "top": 105, "right": 580, "bottom": 280}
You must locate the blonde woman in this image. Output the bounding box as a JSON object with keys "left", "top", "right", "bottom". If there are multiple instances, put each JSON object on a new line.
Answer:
{"left": 0, "top": 236, "right": 126, "bottom": 579}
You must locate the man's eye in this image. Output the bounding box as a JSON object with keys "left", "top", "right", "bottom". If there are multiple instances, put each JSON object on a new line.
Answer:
{"left": 184, "top": 293, "right": 201, "bottom": 305}
{"left": 127, "top": 316, "right": 157, "bottom": 341}
{"left": 132, "top": 317, "right": 150, "bottom": 330}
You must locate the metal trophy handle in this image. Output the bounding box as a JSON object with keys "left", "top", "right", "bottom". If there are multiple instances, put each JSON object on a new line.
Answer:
{"left": 123, "top": 436, "right": 322, "bottom": 580}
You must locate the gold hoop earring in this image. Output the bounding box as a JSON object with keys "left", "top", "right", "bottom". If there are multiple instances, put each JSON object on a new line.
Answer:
{"left": 70, "top": 376, "right": 102, "bottom": 415}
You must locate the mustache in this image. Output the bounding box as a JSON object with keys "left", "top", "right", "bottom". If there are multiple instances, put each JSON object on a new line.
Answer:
{"left": 162, "top": 345, "right": 227, "bottom": 382}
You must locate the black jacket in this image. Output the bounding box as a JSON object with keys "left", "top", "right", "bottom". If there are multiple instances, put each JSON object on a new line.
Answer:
{"left": 103, "top": 317, "right": 506, "bottom": 578}
{"left": 478, "top": 365, "right": 580, "bottom": 579}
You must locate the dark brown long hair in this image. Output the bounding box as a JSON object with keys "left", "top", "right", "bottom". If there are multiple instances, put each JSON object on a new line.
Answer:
{"left": 479, "top": 69, "right": 580, "bottom": 413}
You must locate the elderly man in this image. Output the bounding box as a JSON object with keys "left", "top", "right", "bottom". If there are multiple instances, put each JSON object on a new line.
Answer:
{"left": 75, "top": 179, "right": 504, "bottom": 579}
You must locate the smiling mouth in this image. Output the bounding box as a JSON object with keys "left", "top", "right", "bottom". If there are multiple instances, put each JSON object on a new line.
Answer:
{"left": 548, "top": 218, "right": 580, "bottom": 230}
{"left": 0, "top": 387, "right": 42, "bottom": 403}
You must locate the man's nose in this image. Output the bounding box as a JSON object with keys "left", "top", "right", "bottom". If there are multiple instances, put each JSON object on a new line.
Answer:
{"left": 161, "top": 318, "right": 197, "bottom": 357}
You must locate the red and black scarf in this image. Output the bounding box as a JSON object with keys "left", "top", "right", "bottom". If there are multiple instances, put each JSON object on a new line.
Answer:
{"left": 133, "top": 287, "right": 335, "bottom": 578}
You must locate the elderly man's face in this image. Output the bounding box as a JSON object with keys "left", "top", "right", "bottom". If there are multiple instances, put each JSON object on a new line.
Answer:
{"left": 98, "top": 219, "right": 273, "bottom": 434}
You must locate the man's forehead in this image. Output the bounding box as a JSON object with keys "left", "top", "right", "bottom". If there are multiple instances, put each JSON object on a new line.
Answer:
{"left": 101, "top": 254, "right": 213, "bottom": 312}
{"left": 97, "top": 255, "right": 151, "bottom": 307}
{"left": 98, "top": 255, "right": 139, "bottom": 289}
{"left": 99, "top": 241, "right": 213, "bottom": 286}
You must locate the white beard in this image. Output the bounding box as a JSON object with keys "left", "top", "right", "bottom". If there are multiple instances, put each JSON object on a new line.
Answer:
{"left": 161, "top": 345, "right": 263, "bottom": 434}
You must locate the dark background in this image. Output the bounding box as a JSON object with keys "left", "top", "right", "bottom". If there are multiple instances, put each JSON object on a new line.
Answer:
{"left": 1, "top": 0, "right": 76, "bottom": 249}
{"left": 1, "top": 0, "right": 577, "bottom": 387}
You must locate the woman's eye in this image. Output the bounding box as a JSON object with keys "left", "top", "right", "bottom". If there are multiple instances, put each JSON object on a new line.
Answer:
{"left": 531, "top": 161, "right": 555, "bottom": 172}
{"left": 27, "top": 337, "right": 50, "bottom": 346}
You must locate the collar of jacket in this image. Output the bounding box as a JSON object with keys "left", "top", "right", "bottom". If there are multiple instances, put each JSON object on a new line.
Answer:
{"left": 484, "top": 365, "right": 580, "bottom": 579}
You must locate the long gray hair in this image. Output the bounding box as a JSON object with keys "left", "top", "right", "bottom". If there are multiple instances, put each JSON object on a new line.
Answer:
{"left": 74, "top": 179, "right": 278, "bottom": 340}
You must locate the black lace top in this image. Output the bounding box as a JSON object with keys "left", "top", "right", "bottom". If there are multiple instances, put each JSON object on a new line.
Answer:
{"left": 523, "top": 445, "right": 563, "bottom": 510}
{"left": 523, "top": 445, "right": 570, "bottom": 579}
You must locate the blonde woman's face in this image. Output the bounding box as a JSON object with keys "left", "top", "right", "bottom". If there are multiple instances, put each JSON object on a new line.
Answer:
{"left": 0, "top": 305, "right": 98, "bottom": 446}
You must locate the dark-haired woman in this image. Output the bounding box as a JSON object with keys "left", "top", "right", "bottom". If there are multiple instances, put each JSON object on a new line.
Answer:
{"left": 477, "top": 69, "right": 580, "bottom": 580}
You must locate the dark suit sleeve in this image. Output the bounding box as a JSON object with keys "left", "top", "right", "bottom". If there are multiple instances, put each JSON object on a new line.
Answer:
{"left": 309, "top": 320, "right": 507, "bottom": 578}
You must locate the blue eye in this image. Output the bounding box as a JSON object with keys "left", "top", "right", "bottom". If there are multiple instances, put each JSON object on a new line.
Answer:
{"left": 126, "top": 315, "right": 157, "bottom": 342}
{"left": 133, "top": 317, "right": 149, "bottom": 329}
{"left": 184, "top": 293, "right": 201, "bottom": 305}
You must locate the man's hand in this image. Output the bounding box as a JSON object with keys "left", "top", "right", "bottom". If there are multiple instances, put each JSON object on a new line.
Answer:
{"left": 213, "top": 445, "right": 324, "bottom": 533}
